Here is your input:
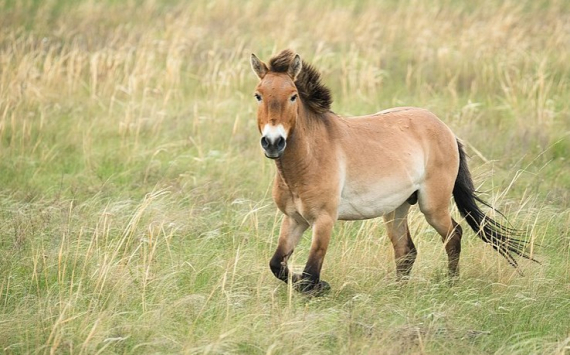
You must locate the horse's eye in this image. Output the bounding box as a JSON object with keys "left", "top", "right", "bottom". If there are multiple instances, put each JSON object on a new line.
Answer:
{"left": 290, "top": 94, "right": 298, "bottom": 102}
{"left": 254, "top": 93, "right": 262, "bottom": 102}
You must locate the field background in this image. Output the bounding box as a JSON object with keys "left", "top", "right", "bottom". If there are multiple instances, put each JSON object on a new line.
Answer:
{"left": 1, "top": 0, "right": 569, "bottom": 354}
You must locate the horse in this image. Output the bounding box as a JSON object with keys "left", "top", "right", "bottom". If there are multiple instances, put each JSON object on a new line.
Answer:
{"left": 250, "top": 49, "right": 535, "bottom": 294}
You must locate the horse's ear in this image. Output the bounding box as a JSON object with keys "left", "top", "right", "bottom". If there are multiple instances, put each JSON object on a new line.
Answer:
{"left": 251, "top": 53, "right": 268, "bottom": 80}
{"left": 288, "top": 54, "right": 302, "bottom": 80}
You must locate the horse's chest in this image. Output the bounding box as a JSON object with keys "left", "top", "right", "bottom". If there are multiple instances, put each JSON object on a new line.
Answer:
{"left": 274, "top": 182, "right": 310, "bottom": 219}
{"left": 287, "top": 191, "right": 318, "bottom": 221}
{"left": 275, "top": 184, "right": 332, "bottom": 223}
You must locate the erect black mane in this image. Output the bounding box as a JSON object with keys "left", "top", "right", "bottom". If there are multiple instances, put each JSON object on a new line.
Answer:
{"left": 268, "top": 49, "right": 332, "bottom": 114}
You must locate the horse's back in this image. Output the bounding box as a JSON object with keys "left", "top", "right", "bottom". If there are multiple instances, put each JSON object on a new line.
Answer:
{"left": 340, "top": 106, "right": 457, "bottom": 166}
{"left": 344, "top": 106, "right": 458, "bottom": 166}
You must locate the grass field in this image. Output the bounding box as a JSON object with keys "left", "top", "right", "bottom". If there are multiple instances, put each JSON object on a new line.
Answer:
{"left": 1, "top": 0, "right": 569, "bottom": 353}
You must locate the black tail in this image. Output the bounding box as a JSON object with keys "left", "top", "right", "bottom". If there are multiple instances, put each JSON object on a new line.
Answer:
{"left": 453, "top": 141, "right": 537, "bottom": 268}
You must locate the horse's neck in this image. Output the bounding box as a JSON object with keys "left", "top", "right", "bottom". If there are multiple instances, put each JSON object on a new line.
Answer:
{"left": 274, "top": 127, "right": 310, "bottom": 190}
{"left": 274, "top": 110, "right": 334, "bottom": 189}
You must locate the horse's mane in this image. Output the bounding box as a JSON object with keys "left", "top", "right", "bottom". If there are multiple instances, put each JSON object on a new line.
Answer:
{"left": 268, "top": 49, "right": 332, "bottom": 114}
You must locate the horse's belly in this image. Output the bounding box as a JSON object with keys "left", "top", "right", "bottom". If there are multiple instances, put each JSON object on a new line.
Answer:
{"left": 337, "top": 183, "right": 416, "bottom": 220}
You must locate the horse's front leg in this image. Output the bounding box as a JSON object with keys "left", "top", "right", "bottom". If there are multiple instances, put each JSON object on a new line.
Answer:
{"left": 296, "top": 215, "right": 334, "bottom": 294}
{"left": 269, "top": 215, "right": 309, "bottom": 283}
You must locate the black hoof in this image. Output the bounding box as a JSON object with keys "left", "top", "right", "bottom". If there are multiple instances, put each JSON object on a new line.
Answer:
{"left": 294, "top": 279, "right": 331, "bottom": 296}
{"left": 315, "top": 280, "right": 331, "bottom": 295}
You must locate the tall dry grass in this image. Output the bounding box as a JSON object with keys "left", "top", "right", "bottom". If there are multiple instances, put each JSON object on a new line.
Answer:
{"left": 0, "top": 0, "right": 569, "bottom": 354}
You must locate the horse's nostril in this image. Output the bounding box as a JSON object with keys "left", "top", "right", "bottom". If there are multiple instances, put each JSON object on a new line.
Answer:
{"left": 276, "top": 137, "right": 286, "bottom": 150}
{"left": 261, "top": 135, "right": 286, "bottom": 153}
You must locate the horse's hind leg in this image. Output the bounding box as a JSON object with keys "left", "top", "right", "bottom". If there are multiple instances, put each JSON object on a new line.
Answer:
{"left": 383, "top": 203, "right": 417, "bottom": 279}
{"left": 418, "top": 190, "right": 463, "bottom": 277}
{"left": 426, "top": 211, "right": 463, "bottom": 277}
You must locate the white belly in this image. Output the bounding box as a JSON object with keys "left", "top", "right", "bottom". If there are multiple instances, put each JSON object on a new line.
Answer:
{"left": 337, "top": 179, "right": 418, "bottom": 220}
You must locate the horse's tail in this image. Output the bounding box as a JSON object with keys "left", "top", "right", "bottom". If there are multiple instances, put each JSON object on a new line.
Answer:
{"left": 452, "top": 140, "right": 536, "bottom": 268}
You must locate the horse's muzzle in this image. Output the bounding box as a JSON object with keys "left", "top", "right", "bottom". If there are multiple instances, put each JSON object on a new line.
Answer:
{"left": 261, "top": 135, "right": 286, "bottom": 159}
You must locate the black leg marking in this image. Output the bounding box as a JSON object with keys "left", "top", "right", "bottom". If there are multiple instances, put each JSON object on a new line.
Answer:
{"left": 291, "top": 259, "right": 331, "bottom": 296}
{"left": 269, "top": 250, "right": 293, "bottom": 282}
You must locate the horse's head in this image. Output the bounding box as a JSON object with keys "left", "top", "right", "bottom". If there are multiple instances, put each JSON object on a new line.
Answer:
{"left": 250, "top": 52, "right": 302, "bottom": 159}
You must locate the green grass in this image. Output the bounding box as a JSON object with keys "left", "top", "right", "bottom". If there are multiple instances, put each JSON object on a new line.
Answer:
{"left": 1, "top": 0, "right": 569, "bottom": 353}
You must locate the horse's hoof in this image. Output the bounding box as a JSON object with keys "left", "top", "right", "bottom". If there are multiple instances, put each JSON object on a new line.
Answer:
{"left": 315, "top": 280, "right": 331, "bottom": 295}
{"left": 294, "top": 279, "right": 331, "bottom": 296}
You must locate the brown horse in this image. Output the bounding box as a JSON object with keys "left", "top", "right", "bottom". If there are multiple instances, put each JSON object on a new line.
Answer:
{"left": 250, "top": 49, "right": 535, "bottom": 294}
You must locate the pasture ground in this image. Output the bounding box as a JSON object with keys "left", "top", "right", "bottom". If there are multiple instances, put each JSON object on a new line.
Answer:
{"left": 0, "top": 0, "right": 569, "bottom": 354}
